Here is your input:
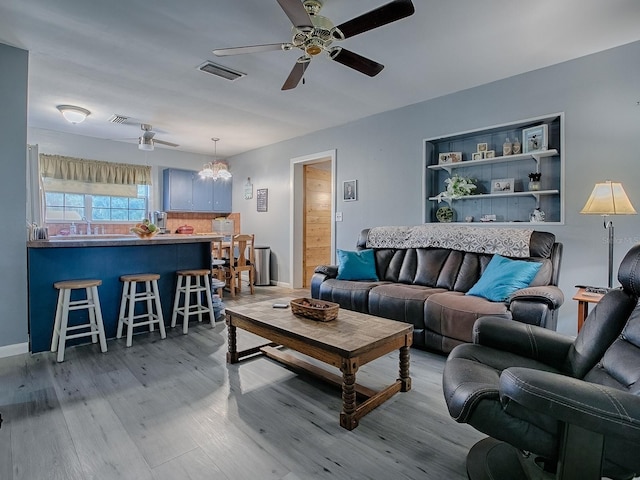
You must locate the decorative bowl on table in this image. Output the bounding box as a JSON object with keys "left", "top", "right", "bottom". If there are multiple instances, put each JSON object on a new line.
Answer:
{"left": 290, "top": 298, "right": 339, "bottom": 322}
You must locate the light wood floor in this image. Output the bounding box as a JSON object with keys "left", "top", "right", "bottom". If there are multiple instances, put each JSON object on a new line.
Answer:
{"left": 0, "top": 286, "right": 484, "bottom": 480}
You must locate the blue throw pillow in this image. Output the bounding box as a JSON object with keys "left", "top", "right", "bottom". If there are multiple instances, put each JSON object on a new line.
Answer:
{"left": 336, "top": 249, "right": 379, "bottom": 281}
{"left": 466, "top": 254, "right": 541, "bottom": 302}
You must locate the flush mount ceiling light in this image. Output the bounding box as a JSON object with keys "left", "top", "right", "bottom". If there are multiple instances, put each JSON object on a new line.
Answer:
{"left": 56, "top": 105, "right": 91, "bottom": 124}
{"left": 199, "top": 138, "right": 232, "bottom": 180}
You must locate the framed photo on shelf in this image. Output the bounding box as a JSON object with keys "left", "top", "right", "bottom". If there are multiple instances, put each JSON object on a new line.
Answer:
{"left": 484, "top": 150, "right": 495, "bottom": 159}
{"left": 438, "top": 152, "right": 462, "bottom": 164}
{"left": 491, "top": 178, "right": 514, "bottom": 193}
{"left": 477, "top": 143, "right": 488, "bottom": 152}
{"left": 471, "top": 152, "right": 483, "bottom": 161}
{"left": 522, "top": 124, "right": 548, "bottom": 153}
{"left": 343, "top": 180, "right": 357, "bottom": 201}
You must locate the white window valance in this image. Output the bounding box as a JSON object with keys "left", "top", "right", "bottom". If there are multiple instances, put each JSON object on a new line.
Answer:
{"left": 39, "top": 154, "right": 152, "bottom": 185}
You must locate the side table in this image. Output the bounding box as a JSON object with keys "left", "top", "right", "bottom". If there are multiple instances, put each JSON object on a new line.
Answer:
{"left": 572, "top": 288, "right": 604, "bottom": 332}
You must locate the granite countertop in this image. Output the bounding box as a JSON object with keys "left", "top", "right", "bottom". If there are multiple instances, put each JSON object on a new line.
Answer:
{"left": 27, "top": 233, "right": 224, "bottom": 248}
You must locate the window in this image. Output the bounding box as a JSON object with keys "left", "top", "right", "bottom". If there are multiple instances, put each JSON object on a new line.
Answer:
{"left": 44, "top": 185, "right": 149, "bottom": 222}
{"left": 39, "top": 154, "right": 152, "bottom": 223}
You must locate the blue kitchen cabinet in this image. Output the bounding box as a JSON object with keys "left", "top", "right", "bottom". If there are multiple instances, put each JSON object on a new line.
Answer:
{"left": 192, "top": 175, "right": 213, "bottom": 211}
{"left": 163, "top": 168, "right": 232, "bottom": 213}
{"left": 163, "top": 168, "right": 193, "bottom": 211}
{"left": 213, "top": 178, "right": 232, "bottom": 212}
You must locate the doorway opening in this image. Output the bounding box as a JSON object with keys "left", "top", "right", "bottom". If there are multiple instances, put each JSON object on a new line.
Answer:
{"left": 290, "top": 150, "right": 336, "bottom": 289}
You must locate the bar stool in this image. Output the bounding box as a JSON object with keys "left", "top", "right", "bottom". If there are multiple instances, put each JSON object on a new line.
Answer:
{"left": 171, "top": 269, "right": 215, "bottom": 334}
{"left": 51, "top": 279, "right": 107, "bottom": 362}
{"left": 117, "top": 273, "right": 166, "bottom": 347}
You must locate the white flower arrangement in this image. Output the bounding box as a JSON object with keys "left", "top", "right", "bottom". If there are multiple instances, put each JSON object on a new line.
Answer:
{"left": 435, "top": 174, "right": 477, "bottom": 202}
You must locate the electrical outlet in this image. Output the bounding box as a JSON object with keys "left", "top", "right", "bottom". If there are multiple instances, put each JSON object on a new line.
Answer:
{"left": 335, "top": 212, "right": 343, "bottom": 222}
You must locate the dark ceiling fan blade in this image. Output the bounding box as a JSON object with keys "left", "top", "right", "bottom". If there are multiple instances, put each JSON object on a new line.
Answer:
{"left": 329, "top": 48, "right": 384, "bottom": 77}
{"left": 213, "top": 43, "right": 289, "bottom": 56}
{"left": 276, "top": 0, "right": 313, "bottom": 29}
{"left": 282, "top": 61, "right": 309, "bottom": 90}
{"left": 333, "top": 0, "right": 415, "bottom": 40}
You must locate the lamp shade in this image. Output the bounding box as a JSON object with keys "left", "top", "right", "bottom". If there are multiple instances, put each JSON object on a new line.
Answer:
{"left": 580, "top": 181, "right": 637, "bottom": 215}
{"left": 57, "top": 105, "right": 91, "bottom": 124}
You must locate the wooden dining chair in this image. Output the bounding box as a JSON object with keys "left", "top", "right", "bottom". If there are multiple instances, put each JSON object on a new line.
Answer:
{"left": 222, "top": 234, "right": 255, "bottom": 297}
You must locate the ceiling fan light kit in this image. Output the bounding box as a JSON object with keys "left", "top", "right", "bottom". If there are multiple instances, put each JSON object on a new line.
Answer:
{"left": 136, "top": 123, "right": 179, "bottom": 151}
{"left": 57, "top": 105, "right": 91, "bottom": 124}
{"left": 213, "top": 0, "right": 415, "bottom": 90}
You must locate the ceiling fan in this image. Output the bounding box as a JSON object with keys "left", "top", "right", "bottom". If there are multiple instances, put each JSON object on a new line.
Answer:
{"left": 213, "top": 0, "right": 415, "bottom": 90}
{"left": 137, "top": 124, "right": 179, "bottom": 151}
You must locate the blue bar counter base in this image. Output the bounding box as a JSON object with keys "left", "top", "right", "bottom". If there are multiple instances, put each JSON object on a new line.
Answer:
{"left": 27, "top": 235, "right": 219, "bottom": 353}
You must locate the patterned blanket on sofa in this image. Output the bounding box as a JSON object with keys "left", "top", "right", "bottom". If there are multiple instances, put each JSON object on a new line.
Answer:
{"left": 365, "top": 225, "right": 533, "bottom": 258}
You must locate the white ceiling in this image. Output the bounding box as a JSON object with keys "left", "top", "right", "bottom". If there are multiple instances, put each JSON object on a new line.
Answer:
{"left": 1, "top": 0, "right": 639, "bottom": 158}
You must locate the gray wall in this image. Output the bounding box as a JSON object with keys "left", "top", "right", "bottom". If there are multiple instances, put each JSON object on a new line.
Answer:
{"left": 0, "top": 43, "right": 29, "bottom": 351}
{"left": 3, "top": 41, "right": 638, "bottom": 352}
{"left": 229, "top": 41, "right": 640, "bottom": 336}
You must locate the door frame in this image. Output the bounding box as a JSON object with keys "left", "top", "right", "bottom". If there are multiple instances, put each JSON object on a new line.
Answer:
{"left": 289, "top": 149, "right": 336, "bottom": 289}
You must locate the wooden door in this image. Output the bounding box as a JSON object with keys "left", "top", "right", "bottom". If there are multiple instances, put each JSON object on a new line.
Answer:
{"left": 303, "top": 164, "right": 331, "bottom": 288}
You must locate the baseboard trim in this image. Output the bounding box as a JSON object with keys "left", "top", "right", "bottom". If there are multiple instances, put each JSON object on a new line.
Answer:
{"left": 0, "top": 342, "right": 29, "bottom": 359}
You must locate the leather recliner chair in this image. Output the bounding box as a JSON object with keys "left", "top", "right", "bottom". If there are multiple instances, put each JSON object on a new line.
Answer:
{"left": 442, "top": 243, "right": 640, "bottom": 479}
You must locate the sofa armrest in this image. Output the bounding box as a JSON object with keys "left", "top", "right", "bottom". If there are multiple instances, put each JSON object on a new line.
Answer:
{"left": 501, "top": 367, "right": 640, "bottom": 444}
{"left": 314, "top": 264, "right": 338, "bottom": 278}
{"left": 473, "top": 316, "right": 574, "bottom": 368}
{"left": 507, "top": 286, "right": 564, "bottom": 330}
{"left": 310, "top": 265, "right": 338, "bottom": 299}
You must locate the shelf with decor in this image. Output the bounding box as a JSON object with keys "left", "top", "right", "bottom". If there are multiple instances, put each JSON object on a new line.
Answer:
{"left": 427, "top": 149, "right": 558, "bottom": 174}
{"left": 424, "top": 113, "right": 564, "bottom": 224}
{"left": 428, "top": 189, "right": 559, "bottom": 202}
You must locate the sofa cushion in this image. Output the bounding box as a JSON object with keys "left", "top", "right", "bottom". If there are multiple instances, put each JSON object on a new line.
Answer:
{"left": 318, "top": 278, "right": 389, "bottom": 313}
{"left": 425, "top": 292, "right": 510, "bottom": 345}
{"left": 467, "top": 255, "right": 542, "bottom": 302}
{"left": 529, "top": 258, "right": 553, "bottom": 286}
{"left": 368, "top": 284, "right": 448, "bottom": 330}
{"left": 337, "top": 249, "right": 379, "bottom": 281}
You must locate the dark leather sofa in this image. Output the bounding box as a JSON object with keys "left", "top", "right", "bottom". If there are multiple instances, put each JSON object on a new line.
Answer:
{"left": 311, "top": 227, "right": 563, "bottom": 354}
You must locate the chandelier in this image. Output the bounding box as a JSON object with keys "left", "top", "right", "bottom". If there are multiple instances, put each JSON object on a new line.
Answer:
{"left": 199, "top": 138, "right": 232, "bottom": 179}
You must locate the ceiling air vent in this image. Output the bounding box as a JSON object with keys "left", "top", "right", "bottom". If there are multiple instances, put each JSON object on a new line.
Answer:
{"left": 108, "top": 114, "right": 129, "bottom": 124}
{"left": 197, "top": 61, "right": 246, "bottom": 81}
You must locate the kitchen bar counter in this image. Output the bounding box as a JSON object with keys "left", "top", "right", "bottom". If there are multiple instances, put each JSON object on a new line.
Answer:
{"left": 27, "top": 234, "right": 222, "bottom": 353}
{"left": 27, "top": 233, "right": 223, "bottom": 248}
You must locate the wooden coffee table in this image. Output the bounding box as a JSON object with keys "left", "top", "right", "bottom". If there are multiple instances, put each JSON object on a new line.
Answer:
{"left": 225, "top": 298, "right": 413, "bottom": 430}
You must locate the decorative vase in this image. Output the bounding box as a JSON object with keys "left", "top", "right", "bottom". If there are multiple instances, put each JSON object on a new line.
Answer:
{"left": 528, "top": 180, "right": 541, "bottom": 191}
{"left": 512, "top": 139, "right": 521, "bottom": 154}
{"left": 502, "top": 138, "right": 512, "bottom": 156}
{"left": 530, "top": 207, "right": 546, "bottom": 223}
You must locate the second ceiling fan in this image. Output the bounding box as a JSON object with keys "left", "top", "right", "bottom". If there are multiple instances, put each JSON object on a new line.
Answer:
{"left": 213, "top": 0, "right": 415, "bottom": 90}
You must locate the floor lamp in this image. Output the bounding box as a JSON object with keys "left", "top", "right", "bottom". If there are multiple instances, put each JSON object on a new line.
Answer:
{"left": 580, "top": 180, "right": 637, "bottom": 288}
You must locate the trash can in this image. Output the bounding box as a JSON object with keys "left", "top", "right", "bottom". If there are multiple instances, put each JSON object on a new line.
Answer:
{"left": 254, "top": 245, "right": 271, "bottom": 286}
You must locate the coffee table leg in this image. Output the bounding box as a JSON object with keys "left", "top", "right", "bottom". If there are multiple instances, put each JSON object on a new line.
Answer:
{"left": 226, "top": 318, "right": 239, "bottom": 364}
{"left": 399, "top": 345, "right": 411, "bottom": 392}
{"left": 340, "top": 357, "right": 359, "bottom": 430}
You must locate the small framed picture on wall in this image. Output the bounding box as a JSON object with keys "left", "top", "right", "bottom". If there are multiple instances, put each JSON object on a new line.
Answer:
{"left": 343, "top": 180, "right": 357, "bottom": 201}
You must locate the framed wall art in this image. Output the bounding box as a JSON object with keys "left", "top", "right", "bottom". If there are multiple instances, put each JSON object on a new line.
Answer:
{"left": 343, "top": 180, "right": 357, "bottom": 201}
{"left": 244, "top": 177, "right": 253, "bottom": 200}
{"left": 256, "top": 188, "right": 268, "bottom": 212}
{"left": 522, "top": 124, "right": 548, "bottom": 153}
